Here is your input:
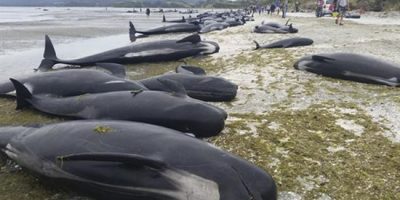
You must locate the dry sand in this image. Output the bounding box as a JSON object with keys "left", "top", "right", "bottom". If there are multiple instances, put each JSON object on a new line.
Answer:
{"left": 201, "top": 12, "right": 400, "bottom": 199}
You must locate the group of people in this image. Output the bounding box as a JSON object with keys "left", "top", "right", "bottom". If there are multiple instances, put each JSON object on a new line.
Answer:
{"left": 247, "top": 0, "right": 290, "bottom": 18}
{"left": 316, "top": 0, "right": 350, "bottom": 25}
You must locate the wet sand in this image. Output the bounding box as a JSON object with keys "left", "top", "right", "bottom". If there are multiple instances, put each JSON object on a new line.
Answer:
{"left": 0, "top": 7, "right": 400, "bottom": 200}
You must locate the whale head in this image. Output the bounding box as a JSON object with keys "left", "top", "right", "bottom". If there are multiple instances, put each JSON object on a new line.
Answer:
{"left": 186, "top": 76, "right": 238, "bottom": 102}
{"left": 200, "top": 41, "right": 220, "bottom": 55}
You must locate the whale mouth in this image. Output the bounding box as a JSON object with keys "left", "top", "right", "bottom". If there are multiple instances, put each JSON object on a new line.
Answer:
{"left": 294, "top": 59, "right": 313, "bottom": 71}
{"left": 230, "top": 166, "right": 257, "bottom": 200}
{"left": 201, "top": 41, "right": 220, "bottom": 55}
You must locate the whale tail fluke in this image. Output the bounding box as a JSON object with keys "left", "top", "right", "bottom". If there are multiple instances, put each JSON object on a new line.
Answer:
{"left": 129, "top": 21, "right": 137, "bottom": 42}
{"left": 253, "top": 40, "right": 261, "bottom": 50}
{"left": 288, "top": 24, "right": 298, "bottom": 33}
{"left": 285, "top": 19, "right": 290, "bottom": 26}
{"left": 37, "top": 35, "right": 58, "bottom": 71}
{"left": 9, "top": 78, "right": 32, "bottom": 110}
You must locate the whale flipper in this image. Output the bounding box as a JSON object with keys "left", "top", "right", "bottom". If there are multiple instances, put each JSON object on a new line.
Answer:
{"left": 157, "top": 78, "right": 187, "bottom": 97}
{"left": 95, "top": 63, "right": 126, "bottom": 78}
{"left": 162, "top": 15, "right": 166, "bottom": 22}
{"left": 9, "top": 78, "right": 33, "bottom": 110}
{"left": 58, "top": 152, "right": 167, "bottom": 169}
{"left": 176, "top": 65, "right": 206, "bottom": 75}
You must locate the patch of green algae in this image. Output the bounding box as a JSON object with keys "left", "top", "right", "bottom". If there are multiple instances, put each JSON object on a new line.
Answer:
{"left": 0, "top": 98, "right": 83, "bottom": 199}
{"left": 211, "top": 102, "right": 400, "bottom": 200}
{"left": 93, "top": 125, "right": 113, "bottom": 134}
{"left": 0, "top": 98, "right": 62, "bottom": 126}
{"left": 0, "top": 156, "right": 83, "bottom": 200}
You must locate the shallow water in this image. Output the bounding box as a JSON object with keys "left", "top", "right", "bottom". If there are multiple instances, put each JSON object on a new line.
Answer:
{"left": 0, "top": 34, "right": 128, "bottom": 80}
{"left": 0, "top": 6, "right": 210, "bottom": 81}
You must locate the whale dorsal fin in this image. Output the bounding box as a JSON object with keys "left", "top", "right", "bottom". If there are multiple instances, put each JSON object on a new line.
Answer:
{"left": 9, "top": 78, "right": 33, "bottom": 110}
{"left": 57, "top": 152, "right": 167, "bottom": 169}
{"left": 312, "top": 55, "right": 336, "bottom": 62}
{"left": 176, "top": 34, "right": 201, "bottom": 44}
{"left": 253, "top": 40, "right": 261, "bottom": 50}
{"left": 157, "top": 78, "right": 187, "bottom": 97}
{"left": 129, "top": 21, "right": 137, "bottom": 42}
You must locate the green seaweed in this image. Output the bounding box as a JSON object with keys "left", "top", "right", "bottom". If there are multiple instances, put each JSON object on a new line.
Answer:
{"left": 212, "top": 102, "right": 400, "bottom": 200}
{"left": 93, "top": 125, "right": 113, "bottom": 134}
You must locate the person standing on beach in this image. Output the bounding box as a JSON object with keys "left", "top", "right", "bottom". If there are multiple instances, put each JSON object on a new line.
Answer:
{"left": 266, "top": 4, "right": 271, "bottom": 14}
{"left": 316, "top": 0, "right": 324, "bottom": 17}
{"left": 275, "top": 0, "right": 281, "bottom": 15}
{"left": 146, "top": 8, "right": 150, "bottom": 16}
{"left": 270, "top": 3, "right": 276, "bottom": 15}
{"left": 282, "top": 0, "right": 288, "bottom": 18}
{"left": 336, "top": 0, "right": 349, "bottom": 25}
{"left": 295, "top": 1, "right": 300, "bottom": 12}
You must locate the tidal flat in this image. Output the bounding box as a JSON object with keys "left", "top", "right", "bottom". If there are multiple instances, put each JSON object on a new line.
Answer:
{"left": 1, "top": 7, "right": 400, "bottom": 200}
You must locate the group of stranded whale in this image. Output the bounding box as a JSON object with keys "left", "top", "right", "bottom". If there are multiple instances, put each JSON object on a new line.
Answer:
{"left": 128, "top": 10, "right": 254, "bottom": 39}
{"left": 0, "top": 10, "right": 275, "bottom": 200}
{"left": 2, "top": 8, "right": 400, "bottom": 200}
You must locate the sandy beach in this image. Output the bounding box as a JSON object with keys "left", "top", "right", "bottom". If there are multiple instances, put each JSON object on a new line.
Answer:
{"left": 0, "top": 7, "right": 400, "bottom": 200}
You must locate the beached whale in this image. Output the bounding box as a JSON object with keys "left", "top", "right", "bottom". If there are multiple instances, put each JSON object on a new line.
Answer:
{"left": 294, "top": 53, "right": 400, "bottom": 86}
{"left": 0, "top": 67, "right": 146, "bottom": 97}
{"left": 10, "top": 78, "right": 226, "bottom": 137}
{"left": 199, "top": 22, "right": 230, "bottom": 33}
{"left": 254, "top": 20, "right": 298, "bottom": 34}
{"left": 162, "top": 15, "right": 186, "bottom": 23}
{"left": 254, "top": 37, "right": 313, "bottom": 49}
{"left": 0, "top": 120, "right": 277, "bottom": 200}
{"left": 129, "top": 21, "right": 200, "bottom": 39}
{"left": 225, "top": 17, "right": 246, "bottom": 27}
{"left": 0, "top": 65, "right": 235, "bottom": 102}
{"left": 345, "top": 12, "right": 361, "bottom": 19}
{"left": 254, "top": 24, "right": 298, "bottom": 34}
{"left": 139, "top": 66, "right": 238, "bottom": 101}
{"left": 37, "top": 34, "right": 219, "bottom": 71}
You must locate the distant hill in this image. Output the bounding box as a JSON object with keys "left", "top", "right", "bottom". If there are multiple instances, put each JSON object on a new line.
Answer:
{"left": 1, "top": 0, "right": 398, "bottom": 10}
{"left": 0, "top": 0, "right": 205, "bottom": 7}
